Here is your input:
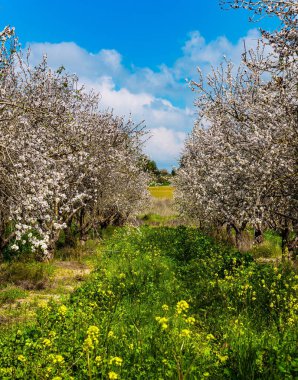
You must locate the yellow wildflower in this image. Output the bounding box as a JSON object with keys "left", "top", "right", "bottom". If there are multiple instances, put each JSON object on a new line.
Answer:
{"left": 109, "top": 356, "right": 123, "bottom": 366}
{"left": 87, "top": 325, "right": 99, "bottom": 337}
{"left": 108, "top": 330, "right": 116, "bottom": 339}
{"left": 17, "top": 355, "right": 26, "bottom": 362}
{"left": 185, "top": 316, "right": 196, "bottom": 325}
{"left": 83, "top": 325, "right": 100, "bottom": 351}
{"left": 180, "top": 329, "right": 191, "bottom": 337}
{"left": 58, "top": 305, "right": 67, "bottom": 316}
{"left": 108, "top": 371, "right": 118, "bottom": 379}
{"left": 288, "top": 317, "right": 294, "bottom": 325}
{"left": 95, "top": 356, "right": 102, "bottom": 365}
{"left": 38, "top": 300, "right": 48, "bottom": 308}
{"left": 155, "top": 316, "right": 169, "bottom": 329}
{"left": 218, "top": 354, "right": 228, "bottom": 362}
{"left": 83, "top": 336, "right": 94, "bottom": 351}
{"left": 43, "top": 338, "right": 52, "bottom": 347}
{"left": 49, "top": 354, "right": 64, "bottom": 364}
{"left": 155, "top": 316, "right": 168, "bottom": 324}
{"left": 176, "top": 300, "right": 189, "bottom": 314}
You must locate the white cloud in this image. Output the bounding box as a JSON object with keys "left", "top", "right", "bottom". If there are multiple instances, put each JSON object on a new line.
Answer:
{"left": 25, "top": 28, "right": 262, "bottom": 168}
{"left": 87, "top": 76, "right": 154, "bottom": 116}
{"left": 144, "top": 127, "right": 187, "bottom": 167}
{"left": 28, "top": 42, "right": 125, "bottom": 79}
{"left": 174, "top": 29, "right": 261, "bottom": 82}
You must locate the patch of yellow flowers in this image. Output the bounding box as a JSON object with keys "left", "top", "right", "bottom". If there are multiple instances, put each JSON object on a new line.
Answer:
{"left": 176, "top": 300, "right": 189, "bottom": 315}
{"left": 108, "top": 371, "right": 119, "bottom": 379}
{"left": 109, "top": 356, "right": 123, "bottom": 366}
{"left": 155, "top": 316, "right": 169, "bottom": 330}
{"left": 58, "top": 305, "right": 67, "bottom": 317}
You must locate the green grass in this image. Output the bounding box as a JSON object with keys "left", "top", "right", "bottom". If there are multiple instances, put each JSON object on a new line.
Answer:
{"left": 138, "top": 213, "right": 177, "bottom": 226}
{"left": 0, "top": 241, "right": 102, "bottom": 326}
{"left": 0, "top": 287, "right": 28, "bottom": 306}
{"left": 0, "top": 261, "right": 55, "bottom": 290}
{"left": 0, "top": 226, "right": 297, "bottom": 379}
{"left": 140, "top": 188, "right": 178, "bottom": 226}
{"left": 249, "top": 230, "right": 282, "bottom": 259}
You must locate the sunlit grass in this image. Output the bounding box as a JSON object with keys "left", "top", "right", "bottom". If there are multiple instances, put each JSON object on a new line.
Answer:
{"left": 140, "top": 190, "right": 178, "bottom": 226}
{"left": 148, "top": 185, "right": 174, "bottom": 199}
{"left": 0, "top": 242, "right": 101, "bottom": 326}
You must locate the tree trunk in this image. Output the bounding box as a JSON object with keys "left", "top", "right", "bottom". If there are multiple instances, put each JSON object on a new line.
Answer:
{"left": 0, "top": 230, "right": 16, "bottom": 253}
{"left": 232, "top": 222, "right": 247, "bottom": 250}
{"left": 281, "top": 227, "right": 290, "bottom": 261}
{"left": 254, "top": 227, "right": 263, "bottom": 244}
{"left": 79, "top": 209, "right": 85, "bottom": 241}
{"left": 288, "top": 236, "right": 298, "bottom": 259}
{"left": 226, "top": 223, "right": 234, "bottom": 245}
{"left": 64, "top": 217, "right": 76, "bottom": 247}
{"left": 235, "top": 229, "right": 243, "bottom": 250}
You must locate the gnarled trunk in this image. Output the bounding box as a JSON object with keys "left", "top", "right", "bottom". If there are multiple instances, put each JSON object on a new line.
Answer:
{"left": 254, "top": 227, "right": 263, "bottom": 245}
{"left": 281, "top": 227, "right": 290, "bottom": 261}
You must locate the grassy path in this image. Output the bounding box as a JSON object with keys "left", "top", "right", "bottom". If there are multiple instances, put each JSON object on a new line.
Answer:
{"left": 0, "top": 226, "right": 298, "bottom": 379}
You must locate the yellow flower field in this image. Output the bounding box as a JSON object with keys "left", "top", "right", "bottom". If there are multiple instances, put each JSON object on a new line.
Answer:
{"left": 148, "top": 186, "right": 174, "bottom": 199}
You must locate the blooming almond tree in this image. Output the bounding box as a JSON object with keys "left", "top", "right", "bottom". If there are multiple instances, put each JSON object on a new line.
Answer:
{"left": 0, "top": 28, "right": 149, "bottom": 259}
{"left": 221, "top": 0, "right": 298, "bottom": 64}
{"left": 176, "top": 0, "right": 297, "bottom": 255}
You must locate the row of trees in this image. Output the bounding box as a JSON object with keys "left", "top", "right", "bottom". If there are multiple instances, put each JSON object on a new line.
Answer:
{"left": 176, "top": 0, "right": 297, "bottom": 255}
{"left": 0, "top": 28, "right": 148, "bottom": 259}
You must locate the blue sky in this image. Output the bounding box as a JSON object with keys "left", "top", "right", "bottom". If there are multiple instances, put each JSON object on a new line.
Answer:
{"left": 0, "top": 0, "right": 276, "bottom": 169}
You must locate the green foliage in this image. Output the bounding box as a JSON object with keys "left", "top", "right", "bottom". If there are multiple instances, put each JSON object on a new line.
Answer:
{"left": 0, "top": 227, "right": 297, "bottom": 379}
{"left": 142, "top": 157, "right": 158, "bottom": 175}
{"left": 141, "top": 156, "right": 172, "bottom": 186}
